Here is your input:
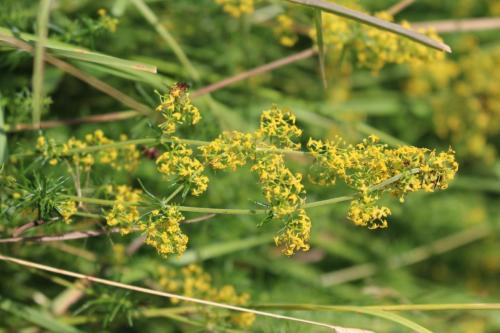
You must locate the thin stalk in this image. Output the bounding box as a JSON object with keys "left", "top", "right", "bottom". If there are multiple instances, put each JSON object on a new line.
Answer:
{"left": 314, "top": 9, "right": 327, "bottom": 88}
{"left": 164, "top": 185, "right": 185, "bottom": 203}
{"left": 0, "top": 214, "right": 215, "bottom": 244}
{"left": 11, "top": 136, "right": 306, "bottom": 158}
{"left": 0, "top": 253, "right": 373, "bottom": 333}
{"left": 387, "top": 0, "right": 415, "bottom": 16}
{"left": 60, "top": 168, "right": 419, "bottom": 215}
{"left": 412, "top": 17, "right": 500, "bottom": 34}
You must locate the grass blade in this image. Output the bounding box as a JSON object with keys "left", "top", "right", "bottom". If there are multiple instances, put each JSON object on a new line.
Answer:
{"left": 287, "top": 0, "right": 451, "bottom": 52}
{"left": 32, "top": 0, "right": 52, "bottom": 127}
{"left": 256, "top": 304, "right": 433, "bottom": 333}
{"left": 130, "top": 0, "right": 200, "bottom": 81}
{"left": 0, "top": 298, "right": 82, "bottom": 333}
{"left": 314, "top": 9, "right": 327, "bottom": 88}
{"left": 355, "top": 309, "right": 433, "bottom": 333}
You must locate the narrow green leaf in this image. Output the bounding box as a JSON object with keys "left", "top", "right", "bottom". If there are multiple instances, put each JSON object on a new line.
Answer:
{"left": 0, "top": 27, "right": 157, "bottom": 75}
{"left": 314, "top": 9, "right": 327, "bottom": 88}
{"left": 287, "top": 0, "right": 451, "bottom": 52}
{"left": 0, "top": 298, "right": 82, "bottom": 333}
{"left": 32, "top": 0, "right": 52, "bottom": 127}
{"left": 353, "top": 308, "right": 433, "bottom": 333}
{"left": 256, "top": 304, "right": 433, "bottom": 333}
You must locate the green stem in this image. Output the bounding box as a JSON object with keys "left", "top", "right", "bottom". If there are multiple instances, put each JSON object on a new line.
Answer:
{"left": 164, "top": 185, "right": 184, "bottom": 203}
{"left": 13, "top": 136, "right": 309, "bottom": 158}
{"left": 73, "top": 211, "right": 102, "bottom": 219}
{"left": 61, "top": 169, "right": 417, "bottom": 216}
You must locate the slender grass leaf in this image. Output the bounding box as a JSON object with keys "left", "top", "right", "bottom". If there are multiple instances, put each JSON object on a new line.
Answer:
{"left": 287, "top": 0, "right": 451, "bottom": 52}
{"left": 32, "top": 0, "right": 52, "bottom": 126}
{"left": 314, "top": 9, "right": 327, "bottom": 88}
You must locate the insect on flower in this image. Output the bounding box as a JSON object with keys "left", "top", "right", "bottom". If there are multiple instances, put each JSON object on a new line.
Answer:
{"left": 175, "top": 82, "right": 190, "bottom": 91}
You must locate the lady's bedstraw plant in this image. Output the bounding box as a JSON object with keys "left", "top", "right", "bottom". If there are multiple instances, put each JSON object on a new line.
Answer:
{"left": 18, "top": 83, "right": 458, "bottom": 257}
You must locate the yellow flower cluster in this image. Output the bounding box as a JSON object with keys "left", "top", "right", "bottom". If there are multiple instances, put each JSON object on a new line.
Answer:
{"left": 199, "top": 131, "right": 256, "bottom": 171}
{"left": 252, "top": 154, "right": 309, "bottom": 255}
{"left": 406, "top": 45, "right": 500, "bottom": 163}
{"left": 97, "top": 8, "right": 119, "bottom": 33}
{"left": 273, "top": 14, "right": 298, "bottom": 47}
{"left": 138, "top": 207, "right": 188, "bottom": 257}
{"left": 201, "top": 106, "right": 309, "bottom": 255}
{"left": 36, "top": 130, "right": 140, "bottom": 172}
{"left": 308, "top": 135, "right": 458, "bottom": 228}
{"left": 348, "top": 198, "right": 391, "bottom": 229}
{"left": 157, "top": 264, "right": 255, "bottom": 329}
{"left": 62, "top": 138, "right": 95, "bottom": 172}
{"left": 156, "top": 138, "right": 209, "bottom": 196}
{"left": 105, "top": 185, "right": 142, "bottom": 235}
{"left": 273, "top": 209, "right": 311, "bottom": 255}
{"left": 251, "top": 153, "right": 305, "bottom": 218}
{"left": 214, "top": 0, "right": 254, "bottom": 18}
{"left": 84, "top": 130, "right": 140, "bottom": 172}
{"left": 259, "top": 105, "right": 302, "bottom": 149}
{"left": 36, "top": 135, "right": 59, "bottom": 166}
{"left": 156, "top": 83, "right": 201, "bottom": 135}
{"left": 313, "top": 9, "right": 445, "bottom": 72}
{"left": 55, "top": 200, "right": 77, "bottom": 224}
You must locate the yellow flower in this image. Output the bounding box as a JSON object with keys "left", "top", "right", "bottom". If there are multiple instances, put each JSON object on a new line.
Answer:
{"left": 311, "top": 7, "right": 445, "bottom": 72}
{"left": 139, "top": 206, "right": 188, "bottom": 257}
{"left": 215, "top": 0, "right": 254, "bottom": 18}
{"left": 258, "top": 105, "right": 302, "bottom": 150}
{"left": 308, "top": 135, "right": 458, "bottom": 228}
{"left": 56, "top": 200, "right": 77, "bottom": 224}
{"left": 156, "top": 83, "right": 201, "bottom": 136}
{"left": 200, "top": 131, "right": 256, "bottom": 170}
{"left": 105, "top": 185, "right": 142, "bottom": 234}
{"left": 157, "top": 138, "right": 209, "bottom": 196}
{"left": 274, "top": 14, "right": 298, "bottom": 47}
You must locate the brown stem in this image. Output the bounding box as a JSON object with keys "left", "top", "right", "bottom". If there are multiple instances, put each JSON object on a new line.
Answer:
{"left": 12, "top": 219, "right": 47, "bottom": 237}
{"left": 1, "top": 214, "right": 217, "bottom": 244}
{"left": 386, "top": 0, "right": 415, "bottom": 16}
{"left": 125, "top": 213, "right": 216, "bottom": 256}
{"left": 412, "top": 17, "right": 500, "bottom": 33}
{"left": 191, "top": 48, "right": 317, "bottom": 98}
{"left": 9, "top": 111, "right": 140, "bottom": 132}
